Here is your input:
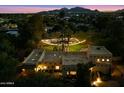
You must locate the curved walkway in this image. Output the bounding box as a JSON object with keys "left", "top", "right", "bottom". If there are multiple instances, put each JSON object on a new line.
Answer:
{"left": 41, "top": 38, "right": 86, "bottom": 46}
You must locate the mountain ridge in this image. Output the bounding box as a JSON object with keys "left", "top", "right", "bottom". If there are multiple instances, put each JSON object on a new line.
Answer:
{"left": 38, "top": 7, "right": 99, "bottom": 14}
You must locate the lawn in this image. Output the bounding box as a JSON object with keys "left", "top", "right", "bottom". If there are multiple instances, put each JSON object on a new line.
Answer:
{"left": 43, "top": 45, "right": 55, "bottom": 51}
{"left": 69, "top": 44, "right": 86, "bottom": 52}
{"left": 42, "top": 43, "right": 87, "bottom": 52}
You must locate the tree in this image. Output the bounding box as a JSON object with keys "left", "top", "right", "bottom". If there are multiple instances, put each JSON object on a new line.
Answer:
{"left": 0, "top": 32, "right": 19, "bottom": 82}
{"left": 75, "top": 63, "right": 91, "bottom": 87}
{"left": 18, "top": 14, "right": 45, "bottom": 49}
{"left": 91, "top": 14, "right": 124, "bottom": 59}
{"left": 15, "top": 72, "right": 67, "bottom": 87}
{"left": 0, "top": 52, "right": 19, "bottom": 81}
{"left": 59, "top": 10, "right": 65, "bottom": 18}
{"left": 92, "top": 14, "right": 110, "bottom": 32}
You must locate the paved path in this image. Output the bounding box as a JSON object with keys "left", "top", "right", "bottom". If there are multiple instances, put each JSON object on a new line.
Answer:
{"left": 41, "top": 38, "right": 86, "bottom": 46}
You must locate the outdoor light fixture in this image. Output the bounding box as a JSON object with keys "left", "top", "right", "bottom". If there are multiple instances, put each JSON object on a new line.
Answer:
{"left": 102, "top": 59, "right": 105, "bottom": 61}
{"left": 36, "top": 65, "right": 47, "bottom": 71}
{"left": 89, "top": 67, "right": 93, "bottom": 71}
{"left": 55, "top": 66, "right": 60, "bottom": 70}
{"left": 34, "top": 68, "right": 39, "bottom": 72}
{"left": 22, "top": 69, "right": 26, "bottom": 72}
{"left": 67, "top": 71, "right": 69, "bottom": 75}
{"left": 70, "top": 71, "right": 77, "bottom": 75}
{"left": 107, "top": 59, "right": 110, "bottom": 62}
{"left": 92, "top": 77, "right": 102, "bottom": 86}
{"left": 96, "top": 77, "right": 102, "bottom": 83}
{"left": 43, "top": 66, "right": 47, "bottom": 70}
{"left": 97, "top": 58, "right": 100, "bottom": 62}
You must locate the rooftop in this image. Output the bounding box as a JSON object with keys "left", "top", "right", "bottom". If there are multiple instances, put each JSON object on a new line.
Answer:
{"left": 23, "top": 49, "right": 43, "bottom": 65}
{"left": 62, "top": 52, "right": 88, "bottom": 65}
{"left": 88, "top": 46, "right": 112, "bottom": 55}
{"left": 42, "top": 51, "right": 62, "bottom": 62}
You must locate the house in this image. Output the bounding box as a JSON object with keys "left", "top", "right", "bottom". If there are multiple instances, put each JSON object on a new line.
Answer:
{"left": 62, "top": 52, "right": 88, "bottom": 77}
{"left": 20, "top": 45, "right": 113, "bottom": 77}
{"left": 87, "top": 45, "right": 112, "bottom": 74}
{"left": 87, "top": 45, "right": 112, "bottom": 64}
{"left": 35, "top": 51, "right": 62, "bottom": 73}
{"left": 19, "top": 49, "right": 45, "bottom": 71}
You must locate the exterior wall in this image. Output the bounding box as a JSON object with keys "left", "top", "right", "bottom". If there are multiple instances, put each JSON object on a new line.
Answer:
{"left": 89, "top": 54, "right": 112, "bottom": 74}
{"left": 62, "top": 65, "right": 77, "bottom": 77}
{"left": 87, "top": 46, "right": 112, "bottom": 63}
{"left": 21, "top": 47, "right": 113, "bottom": 78}
{"left": 95, "top": 63, "right": 112, "bottom": 74}
{"left": 87, "top": 46, "right": 113, "bottom": 74}
{"left": 89, "top": 54, "right": 112, "bottom": 64}
{"left": 61, "top": 52, "right": 88, "bottom": 77}
{"left": 35, "top": 60, "right": 62, "bottom": 72}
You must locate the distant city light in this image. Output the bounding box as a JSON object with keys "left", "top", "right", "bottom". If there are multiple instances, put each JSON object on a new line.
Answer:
{"left": 54, "top": 54, "right": 56, "bottom": 56}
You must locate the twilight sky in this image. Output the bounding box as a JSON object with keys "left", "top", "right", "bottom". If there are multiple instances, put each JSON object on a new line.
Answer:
{"left": 0, "top": 5, "right": 124, "bottom": 13}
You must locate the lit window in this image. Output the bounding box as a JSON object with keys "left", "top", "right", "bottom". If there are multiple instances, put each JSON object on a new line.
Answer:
{"left": 22, "top": 69, "right": 26, "bottom": 72}
{"left": 55, "top": 66, "right": 60, "bottom": 70}
{"left": 34, "top": 68, "right": 36, "bottom": 71}
{"left": 34, "top": 68, "right": 38, "bottom": 72}
{"left": 97, "top": 59, "right": 100, "bottom": 62}
{"left": 43, "top": 66, "right": 47, "bottom": 70}
{"left": 37, "top": 65, "right": 43, "bottom": 70}
{"left": 107, "top": 59, "right": 110, "bottom": 62}
{"left": 70, "top": 71, "right": 77, "bottom": 75}
{"left": 89, "top": 67, "right": 93, "bottom": 71}
{"left": 102, "top": 59, "right": 105, "bottom": 61}
{"left": 67, "top": 71, "right": 69, "bottom": 75}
